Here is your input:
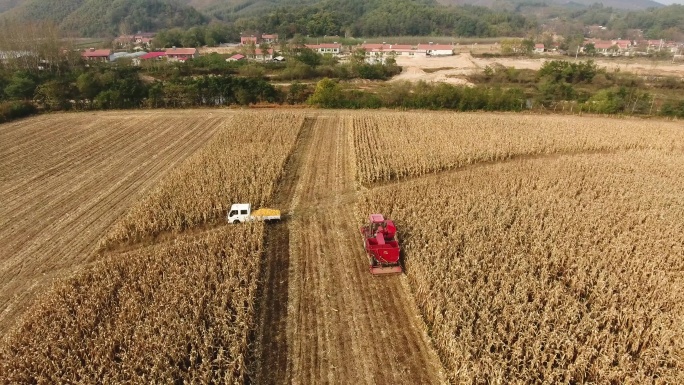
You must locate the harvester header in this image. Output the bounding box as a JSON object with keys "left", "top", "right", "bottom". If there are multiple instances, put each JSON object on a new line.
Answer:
{"left": 360, "top": 214, "right": 402, "bottom": 275}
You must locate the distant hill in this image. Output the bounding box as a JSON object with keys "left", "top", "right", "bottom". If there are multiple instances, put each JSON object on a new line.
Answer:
{"left": 0, "top": 0, "right": 22, "bottom": 13}
{"left": 184, "top": 0, "right": 321, "bottom": 21}
{"left": 438, "top": 0, "right": 664, "bottom": 10}
{"left": 1, "top": 0, "right": 206, "bottom": 36}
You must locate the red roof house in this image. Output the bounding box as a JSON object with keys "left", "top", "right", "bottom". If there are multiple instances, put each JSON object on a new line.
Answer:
{"left": 249, "top": 48, "right": 274, "bottom": 61}
{"left": 165, "top": 48, "right": 198, "bottom": 61}
{"left": 81, "top": 48, "right": 112, "bottom": 62}
{"left": 140, "top": 52, "right": 167, "bottom": 60}
{"left": 227, "top": 54, "right": 246, "bottom": 62}
{"left": 241, "top": 32, "right": 261, "bottom": 45}
{"left": 262, "top": 34, "right": 279, "bottom": 43}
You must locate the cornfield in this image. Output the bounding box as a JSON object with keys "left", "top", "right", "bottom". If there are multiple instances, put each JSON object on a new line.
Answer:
{"left": 0, "top": 225, "right": 264, "bottom": 384}
{"left": 3, "top": 110, "right": 684, "bottom": 384}
{"left": 358, "top": 149, "right": 684, "bottom": 383}
{"left": 352, "top": 112, "right": 684, "bottom": 185}
{"left": 100, "top": 111, "right": 304, "bottom": 249}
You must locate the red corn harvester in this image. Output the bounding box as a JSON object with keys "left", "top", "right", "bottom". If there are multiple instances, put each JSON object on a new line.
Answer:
{"left": 360, "top": 214, "right": 403, "bottom": 275}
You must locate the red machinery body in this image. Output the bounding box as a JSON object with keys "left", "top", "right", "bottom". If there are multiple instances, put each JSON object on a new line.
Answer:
{"left": 360, "top": 214, "right": 403, "bottom": 275}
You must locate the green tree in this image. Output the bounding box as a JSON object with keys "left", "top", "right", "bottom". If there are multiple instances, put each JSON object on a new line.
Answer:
{"left": 308, "top": 77, "right": 343, "bottom": 107}
{"left": 285, "top": 82, "right": 311, "bottom": 104}
{"left": 147, "top": 82, "right": 164, "bottom": 108}
{"left": 35, "top": 80, "right": 72, "bottom": 110}
{"left": 181, "top": 27, "right": 204, "bottom": 48}
{"left": 351, "top": 48, "right": 367, "bottom": 65}
{"left": 76, "top": 73, "right": 100, "bottom": 104}
{"left": 521, "top": 39, "right": 535, "bottom": 54}
{"left": 584, "top": 43, "right": 596, "bottom": 56}
{"left": 258, "top": 41, "right": 271, "bottom": 62}
{"left": 295, "top": 48, "right": 322, "bottom": 67}
{"left": 4, "top": 73, "right": 36, "bottom": 100}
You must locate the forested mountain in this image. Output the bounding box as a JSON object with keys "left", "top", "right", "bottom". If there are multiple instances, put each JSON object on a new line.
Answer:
{"left": 185, "top": 0, "right": 666, "bottom": 12}
{"left": 222, "top": 0, "right": 533, "bottom": 37}
{"left": 0, "top": 0, "right": 681, "bottom": 38}
{"left": 1, "top": 0, "right": 205, "bottom": 36}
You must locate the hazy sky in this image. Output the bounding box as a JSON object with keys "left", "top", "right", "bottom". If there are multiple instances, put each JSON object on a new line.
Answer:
{"left": 657, "top": 0, "right": 684, "bottom": 4}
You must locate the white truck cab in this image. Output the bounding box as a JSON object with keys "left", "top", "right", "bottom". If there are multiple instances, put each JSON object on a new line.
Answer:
{"left": 227, "top": 203, "right": 252, "bottom": 223}
{"left": 227, "top": 203, "right": 281, "bottom": 224}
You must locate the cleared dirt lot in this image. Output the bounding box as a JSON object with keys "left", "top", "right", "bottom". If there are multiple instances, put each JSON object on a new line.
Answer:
{"left": 0, "top": 112, "right": 222, "bottom": 332}
{"left": 393, "top": 52, "right": 684, "bottom": 85}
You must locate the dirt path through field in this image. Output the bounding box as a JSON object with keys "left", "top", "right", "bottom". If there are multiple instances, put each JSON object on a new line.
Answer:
{"left": 258, "top": 113, "right": 446, "bottom": 384}
{"left": 249, "top": 117, "right": 316, "bottom": 385}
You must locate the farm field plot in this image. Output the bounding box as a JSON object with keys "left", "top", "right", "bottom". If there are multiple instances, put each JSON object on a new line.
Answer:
{"left": 352, "top": 111, "right": 684, "bottom": 185}
{"left": 2, "top": 109, "right": 684, "bottom": 384}
{"left": 0, "top": 112, "right": 222, "bottom": 332}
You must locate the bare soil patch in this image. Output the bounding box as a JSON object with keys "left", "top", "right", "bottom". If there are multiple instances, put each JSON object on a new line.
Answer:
{"left": 0, "top": 112, "right": 222, "bottom": 332}
{"left": 393, "top": 52, "right": 684, "bottom": 84}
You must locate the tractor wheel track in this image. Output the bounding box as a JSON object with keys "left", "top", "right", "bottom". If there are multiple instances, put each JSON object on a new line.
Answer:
{"left": 248, "top": 116, "right": 316, "bottom": 385}
{"left": 251, "top": 114, "right": 446, "bottom": 385}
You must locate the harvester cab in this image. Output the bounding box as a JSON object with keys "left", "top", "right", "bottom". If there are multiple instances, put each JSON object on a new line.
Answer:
{"left": 360, "top": 214, "right": 403, "bottom": 275}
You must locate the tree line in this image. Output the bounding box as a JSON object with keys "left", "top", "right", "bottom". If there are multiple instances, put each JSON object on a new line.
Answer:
{"left": 1, "top": 41, "right": 683, "bottom": 124}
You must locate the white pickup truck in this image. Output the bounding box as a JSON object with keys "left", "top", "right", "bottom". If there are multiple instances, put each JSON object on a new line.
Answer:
{"left": 227, "top": 203, "right": 281, "bottom": 224}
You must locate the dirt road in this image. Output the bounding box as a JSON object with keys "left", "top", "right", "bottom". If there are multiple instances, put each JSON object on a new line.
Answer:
{"left": 251, "top": 113, "right": 445, "bottom": 384}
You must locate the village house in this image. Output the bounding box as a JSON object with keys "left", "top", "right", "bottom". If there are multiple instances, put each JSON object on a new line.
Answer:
{"left": 592, "top": 41, "right": 617, "bottom": 56}
{"left": 113, "top": 35, "right": 135, "bottom": 47}
{"left": 227, "top": 54, "right": 246, "bottom": 62}
{"left": 81, "top": 48, "right": 112, "bottom": 62}
{"left": 643, "top": 39, "right": 681, "bottom": 54}
{"left": 361, "top": 44, "right": 424, "bottom": 64}
{"left": 359, "top": 43, "right": 452, "bottom": 63}
{"left": 134, "top": 33, "right": 155, "bottom": 47}
{"left": 114, "top": 33, "right": 155, "bottom": 48}
{"left": 140, "top": 51, "right": 166, "bottom": 60}
{"left": 262, "top": 34, "right": 279, "bottom": 44}
{"left": 165, "top": 47, "right": 198, "bottom": 61}
{"left": 249, "top": 48, "right": 274, "bottom": 61}
{"left": 360, "top": 43, "right": 420, "bottom": 64}
{"left": 241, "top": 32, "right": 260, "bottom": 45}
{"left": 418, "top": 43, "right": 454, "bottom": 56}
{"left": 240, "top": 32, "right": 279, "bottom": 45}
{"left": 136, "top": 51, "right": 166, "bottom": 65}
{"left": 583, "top": 39, "right": 634, "bottom": 56}
{"left": 305, "top": 43, "right": 342, "bottom": 55}
{"left": 534, "top": 43, "right": 545, "bottom": 53}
